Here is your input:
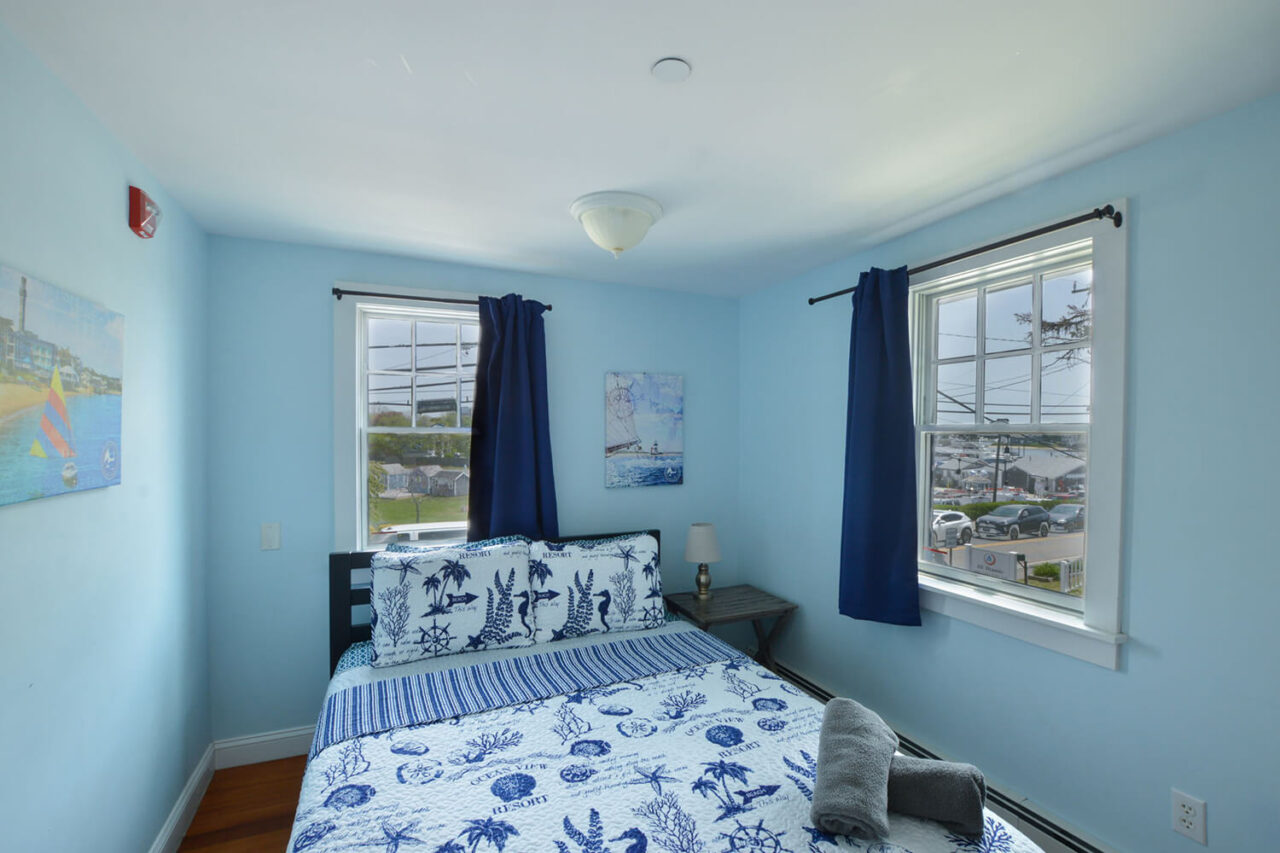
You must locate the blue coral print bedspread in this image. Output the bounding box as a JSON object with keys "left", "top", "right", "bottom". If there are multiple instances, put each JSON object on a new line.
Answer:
{"left": 290, "top": 631, "right": 1039, "bottom": 853}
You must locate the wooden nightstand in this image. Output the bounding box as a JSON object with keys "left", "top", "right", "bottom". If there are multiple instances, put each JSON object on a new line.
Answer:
{"left": 664, "top": 584, "right": 797, "bottom": 670}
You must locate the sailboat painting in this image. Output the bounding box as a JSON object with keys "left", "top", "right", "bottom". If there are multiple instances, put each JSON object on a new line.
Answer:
{"left": 605, "top": 371, "right": 683, "bottom": 488}
{"left": 0, "top": 266, "right": 123, "bottom": 507}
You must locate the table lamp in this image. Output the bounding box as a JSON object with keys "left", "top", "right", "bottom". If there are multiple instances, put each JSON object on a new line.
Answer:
{"left": 685, "top": 522, "right": 721, "bottom": 600}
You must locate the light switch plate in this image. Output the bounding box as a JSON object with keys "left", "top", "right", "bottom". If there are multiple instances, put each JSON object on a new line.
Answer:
{"left": 261, "top": 522, "right": 281, "bottom": 551}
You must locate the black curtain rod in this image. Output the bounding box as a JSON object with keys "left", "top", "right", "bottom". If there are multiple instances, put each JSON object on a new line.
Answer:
{"left": 806, "top": 204, "right": 1123, "bottom": 306}
{"left": 332, "top": 286, "right": 552, "bottom": 311}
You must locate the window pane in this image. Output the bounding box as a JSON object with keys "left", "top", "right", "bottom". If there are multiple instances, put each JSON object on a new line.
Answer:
{"left": 936, "top": 294, "right": 976, "bottom": 360}
{"left": 983, "top": 355, "right": 1031, "bottom": 423}
{"left": 367, "top": 318, "right": 412, "bottom": 371}
{"left": 366, "top": 434, "right": 470, "bottom": 547}
{"left": 461, "top": 324, "right": 479, "bottom": 369}
{"left": 924, "top": 432, "right": 1086, "bottom": 600}
{"left": 368, "top": 374, "right": 412, "bottom": 426}
{"left": 1040, "top": 347, "right": 1091, "bottom": 423}
{"left": 415, "top": 374, "right": 460, "bottom": 428}
{"left": 415, "top": 322, "right": 458, "bottom": 371}
{"left": 1042, "top": 267, "right": 1092, "bottom": 345}
{"left": 985, "top": 282, "right": 1032, "bottom": 354}
{"left": 935, "top": 361, "right": 976, "bottom": 424}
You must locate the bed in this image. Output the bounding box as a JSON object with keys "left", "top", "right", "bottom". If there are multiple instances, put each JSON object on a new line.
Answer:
{"left": 295, "top": 532, "right": 1040, "bottom": 853}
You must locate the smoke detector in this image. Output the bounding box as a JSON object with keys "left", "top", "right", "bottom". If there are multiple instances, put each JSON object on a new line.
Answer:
{"left": 651, "top": 57, "right": 692, "bottom": 83}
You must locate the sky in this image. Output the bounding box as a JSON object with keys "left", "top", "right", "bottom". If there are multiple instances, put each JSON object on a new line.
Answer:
{"left": 623, "top": 371, "right": 684, "bottom": 451}
{"left": 0, "top": 266, "right": 123, "bottom": 377}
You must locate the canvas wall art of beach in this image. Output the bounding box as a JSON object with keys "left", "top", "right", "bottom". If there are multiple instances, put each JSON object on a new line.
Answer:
{"left": 0, "top": 266, "right": 123, "bottom": 507}
{"left": 605, "top": 371, "right": 683, "bottom": 488}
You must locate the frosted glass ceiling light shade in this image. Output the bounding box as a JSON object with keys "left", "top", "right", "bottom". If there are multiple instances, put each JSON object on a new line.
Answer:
{"left": 570, "top": 191, "right": 663, "bottom": 258}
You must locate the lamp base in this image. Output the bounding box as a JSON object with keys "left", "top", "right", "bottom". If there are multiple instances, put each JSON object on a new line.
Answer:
{"left": 695, "top": 563, "right": 712, "bottom": 600}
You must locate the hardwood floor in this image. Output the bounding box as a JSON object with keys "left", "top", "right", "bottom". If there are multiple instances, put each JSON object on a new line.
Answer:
{"left": 180, "top": 756, "right": 306, "bottom": 852}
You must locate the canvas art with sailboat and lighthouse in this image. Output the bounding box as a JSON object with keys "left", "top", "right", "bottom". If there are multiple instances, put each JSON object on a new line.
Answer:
{"left": 0, "top": 265, "right": 123, "bottom": 507}
{"left": 605, "top": 371, "right": 683, "bottom": 488}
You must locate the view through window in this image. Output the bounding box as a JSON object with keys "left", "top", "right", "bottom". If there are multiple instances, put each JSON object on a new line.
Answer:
{"left": 362, "top": 307, "right": 477, "bottom": 548}
{"left": 917, "top": 242, "right": 1092, "bottom": 607}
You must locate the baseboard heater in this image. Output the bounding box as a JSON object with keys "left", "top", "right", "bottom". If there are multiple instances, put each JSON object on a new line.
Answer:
{"left": 772, "top": 661, "right": 1106, "bottom": 853}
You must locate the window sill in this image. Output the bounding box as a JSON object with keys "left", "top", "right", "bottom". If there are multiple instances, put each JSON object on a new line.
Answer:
{"left": 918, "top": 574, "right": 1125, "bottom": 669}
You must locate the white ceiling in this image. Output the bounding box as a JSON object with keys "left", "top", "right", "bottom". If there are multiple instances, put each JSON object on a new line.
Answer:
{"left": 4, "top": 1, "right": 1279, "bottom": 295}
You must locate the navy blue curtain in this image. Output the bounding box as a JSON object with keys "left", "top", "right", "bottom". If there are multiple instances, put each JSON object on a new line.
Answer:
{"left": 839, "top": 266, "right": 921, "bottom": 626}
{"left": 468, "top": 294, "right": 559, "bottom": 540}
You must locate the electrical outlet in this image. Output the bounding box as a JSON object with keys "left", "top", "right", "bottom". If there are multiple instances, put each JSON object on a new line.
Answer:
{"left": 1171, "top": 789, "right": 1206, "bottom": 845}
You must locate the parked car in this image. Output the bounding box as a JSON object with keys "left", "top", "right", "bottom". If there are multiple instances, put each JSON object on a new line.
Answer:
{"left": 931, "top": 510, "right": 974, "bottom": 546}
{"left": 974, "top": 504, "right": 1050, "bottom": 540}
{"left": 1049, "top": 503, "right": 1086, "bottom": 532}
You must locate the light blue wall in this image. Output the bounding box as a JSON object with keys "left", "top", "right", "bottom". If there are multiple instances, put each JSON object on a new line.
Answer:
{"left": 205, "top": 237, "right": 741, "bottom": 739}
{"left": 738, "top": 93, "right": 1280, "bottom": 851}
{"left": 0, "top": 23, "right": 210, "bottom": 853}
{"left": 6, "top": 9, "right": 1277, "bottom": 848}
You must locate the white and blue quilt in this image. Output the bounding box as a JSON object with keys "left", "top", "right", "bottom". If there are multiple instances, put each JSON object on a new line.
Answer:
{"left": 290, "top": 624, "right": 1039, "bottom": 853}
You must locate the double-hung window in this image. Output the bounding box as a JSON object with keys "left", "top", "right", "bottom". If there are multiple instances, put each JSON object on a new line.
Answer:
{"left": 909, "top": 205, "right": 1127, "bottom": 667}
{"left": 335, "top": 288, "right": 478, "bottom": 551}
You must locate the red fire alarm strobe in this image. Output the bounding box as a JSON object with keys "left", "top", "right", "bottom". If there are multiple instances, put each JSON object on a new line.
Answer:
{"left": 129, "top": 185, "right": 161, "bottom": 238}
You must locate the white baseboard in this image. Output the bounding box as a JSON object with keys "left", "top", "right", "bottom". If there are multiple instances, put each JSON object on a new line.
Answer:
{"left": 148, "top": 726, "right": 314, "bottom": 853}
{"left": 149, "top": 743, "right": 214, "bottom": 853}
{"left": 214, "top": 724, "right": 314, "bottom": 769}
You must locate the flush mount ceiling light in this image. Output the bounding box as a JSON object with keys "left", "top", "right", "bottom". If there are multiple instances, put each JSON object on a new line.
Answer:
{"left": 569, "top": 191, "right": 664, "bottom": 258}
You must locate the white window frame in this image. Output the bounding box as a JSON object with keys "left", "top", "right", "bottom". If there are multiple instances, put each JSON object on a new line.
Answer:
{"left": 333, "top": 283, "right": 478, "bottom": 552}
{"left": 907, "top": 202, "right": 1128, "bottom": 668}
{"left": 915, "top": 243, "right": 1093, "bottom": 613}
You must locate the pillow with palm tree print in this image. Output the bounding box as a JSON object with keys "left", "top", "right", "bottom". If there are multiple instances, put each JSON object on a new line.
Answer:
{"left": 528, "top": 532, "right": 663, "bottom": 643}
{"left": 368, "top": 539, "right": 534, "bottom": 667}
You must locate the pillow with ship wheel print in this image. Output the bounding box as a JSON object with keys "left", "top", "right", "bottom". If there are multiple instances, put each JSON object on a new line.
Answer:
{"left": 368, "top": 539, "right": 534, "bottom": 667}
{"left": 528, "top": 532, "right": 664, "bottom": 644}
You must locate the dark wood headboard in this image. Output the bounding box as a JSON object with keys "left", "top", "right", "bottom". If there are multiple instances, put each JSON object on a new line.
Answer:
{"left": 329, "top": 529, "right": 661, "bottom": 675}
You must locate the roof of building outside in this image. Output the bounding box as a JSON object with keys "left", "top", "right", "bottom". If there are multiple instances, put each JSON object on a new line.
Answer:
{"left": 1008, "top": 454, "right": 1087, "bottom": 479}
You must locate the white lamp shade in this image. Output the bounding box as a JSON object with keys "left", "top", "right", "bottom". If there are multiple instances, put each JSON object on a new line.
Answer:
{"left": 570, "top": 191, "right": 663, "bottom": 257}
{"left": 685, "top": 522, "right": 721, "bottom": 564}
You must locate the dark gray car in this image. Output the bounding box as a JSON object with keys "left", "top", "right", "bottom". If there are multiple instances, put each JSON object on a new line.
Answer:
{"left": 975, "top": 504, "right": 1051, "bottom": 540}
{"left": 1049, "top": 503, "right": 1086, "bottom": 532}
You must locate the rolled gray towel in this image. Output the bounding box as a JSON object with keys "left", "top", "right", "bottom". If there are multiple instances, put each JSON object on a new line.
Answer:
{"left": 810, "top": 697, "right": 898, "bottom": 839}
{"left": 888, "top": 755, "right": 987, "bottom": 838}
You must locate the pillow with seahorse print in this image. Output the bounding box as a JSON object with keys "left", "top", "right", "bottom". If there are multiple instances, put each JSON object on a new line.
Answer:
{"left": 528, "top": 532, "right": 663, "bottom": 644}
{"left": 368, "top": 539, "right": 535, "bottom": 667}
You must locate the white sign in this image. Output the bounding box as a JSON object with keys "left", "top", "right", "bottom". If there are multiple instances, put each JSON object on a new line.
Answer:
{"left": 967, "top": 547, "right": 1018, "bottom": 580}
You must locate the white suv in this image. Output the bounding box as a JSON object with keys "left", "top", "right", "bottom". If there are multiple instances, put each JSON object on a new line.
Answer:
{"left": 931, "top": 510, "right": 974, "bottom": 546}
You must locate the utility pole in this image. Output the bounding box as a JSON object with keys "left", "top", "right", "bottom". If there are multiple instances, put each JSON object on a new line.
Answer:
{"left": 991, "top": 434, "right": 1000, "bottom": 502}
{"left": 990, "top": 419, "right": 1010, "bottom": 502}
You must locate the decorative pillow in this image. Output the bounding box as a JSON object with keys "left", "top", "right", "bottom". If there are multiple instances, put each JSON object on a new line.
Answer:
{"left": 369, "top": 539, "right": 534, "bottom": 667}
{"left": 529, "top": 532, "right": 663, "bottom": 643}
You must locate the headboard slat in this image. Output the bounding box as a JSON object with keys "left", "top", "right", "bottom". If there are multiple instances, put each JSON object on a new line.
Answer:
{"left": 329, "top": 530, "right": 660, "bottom": 675}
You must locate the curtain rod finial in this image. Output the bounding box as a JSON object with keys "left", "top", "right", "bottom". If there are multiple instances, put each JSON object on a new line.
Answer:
{"left": 1095, "top": 204, "right": 1122, "bottom": 228}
